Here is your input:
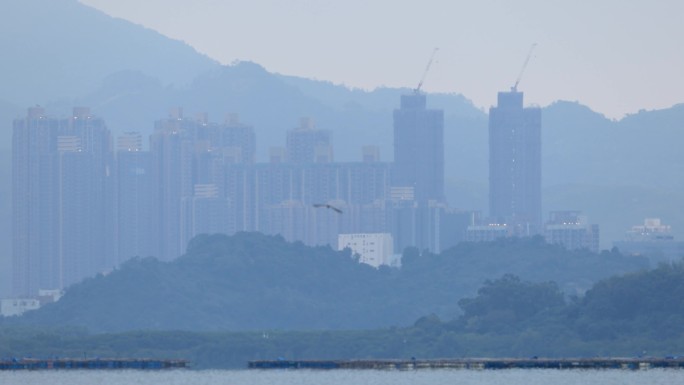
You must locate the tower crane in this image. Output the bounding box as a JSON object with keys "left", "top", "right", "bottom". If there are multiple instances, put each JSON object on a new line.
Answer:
{"left": 512, "top": 43, "right": 537, "bottom": 92}
{"left": 414, "top": 47, "right": 439, "bottom": 94}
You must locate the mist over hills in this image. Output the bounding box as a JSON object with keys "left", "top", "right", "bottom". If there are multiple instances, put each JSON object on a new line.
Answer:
{"left": 1, "top": 0, "right": 683, "bottom": 299}
{"left": 0, "top": 0, "right": 218, "bottom": 106}
{"left": 541, "top": 101, "right": 684, "bottom": 244}
{"left": 543, "top": 101, "right": 684, "bottom": 190}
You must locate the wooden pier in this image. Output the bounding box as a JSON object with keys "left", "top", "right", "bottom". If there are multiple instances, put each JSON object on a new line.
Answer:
{"left": 0, "top": 358, "right": 189, "bottom": 371}
{"left": 249, "top": 357, "right": 684, "bottom": 370}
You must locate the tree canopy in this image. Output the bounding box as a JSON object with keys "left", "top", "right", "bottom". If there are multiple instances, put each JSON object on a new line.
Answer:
{"left": 5, "top": 232, "right": 648, "bottom": 332}
{"left": 3, "top": 262, "right": 684, "bottom": 366}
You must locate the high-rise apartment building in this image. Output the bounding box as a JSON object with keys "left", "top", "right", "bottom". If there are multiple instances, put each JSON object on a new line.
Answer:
{"left": 180, "top": 184, "right": 231, "bottom": 252}
{"left": 393, "top": 93, "right": 444, "bottom": 203}
{"left": 488, "top": 90, "right": 542, "bottom": 234}
{"left": 286, "top": 117, "right": 333, "bottom": 164}
{"left": 390, "top": 93, "right": 446, "bottom": 252}
{"left": 116, "top": 132, "right": 155, "bottom": 263}
{"left": 12, "top": 107, "right": 113, "bottom": 296}
{"left": 215, "top": 114, "right": 256, "bottom": 165}
{"left": 150, "top": 109, "right": 196, "bottom": 260}
{"left": 13, "top": 107, "right": 59, "bottom": 296}
{"left": 250, "top": 160, "right": 391, "bottom": 246}
{"left": 151, "top": 109, "right": 259, "bottom": 259}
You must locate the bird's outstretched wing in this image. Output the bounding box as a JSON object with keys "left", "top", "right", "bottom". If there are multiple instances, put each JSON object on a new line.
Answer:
{"left": 312, "top": 203, "right": 343, "bottom": 214}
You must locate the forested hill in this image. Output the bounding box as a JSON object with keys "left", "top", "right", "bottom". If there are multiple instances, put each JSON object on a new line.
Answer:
{"left": 7, "top": 233, "right": 647, "bottom": 332}
{"left": 412, "top": 262, "right": 684, "bottom": 358}
{"left": 2, "top": 263, "right": 684, "bottom": 367}
{"left": 447, "top": 263, "right": 684, "bottom": 340}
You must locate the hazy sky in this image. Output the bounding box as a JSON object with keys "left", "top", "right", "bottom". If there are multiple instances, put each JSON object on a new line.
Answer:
{"left": 79, "top": 0, "right": 683, "bottom": 119}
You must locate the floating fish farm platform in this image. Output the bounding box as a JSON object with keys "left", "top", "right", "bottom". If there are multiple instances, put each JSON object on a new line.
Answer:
{"left": 0, "top": 358, "right": 189, "bottom": 370}
{"left": 249, "top": 357, "right": 684, "bottom": 370}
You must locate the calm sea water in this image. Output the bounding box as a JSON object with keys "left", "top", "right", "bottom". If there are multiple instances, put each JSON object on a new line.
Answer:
{"left": 1, "top": 369, "right": 683, "bottom": 385}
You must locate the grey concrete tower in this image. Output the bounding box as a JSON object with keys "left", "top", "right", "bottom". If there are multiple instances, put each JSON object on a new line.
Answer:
{"left": 392, "top": 93, "right": 445, "bottom": 203}
{"left": 488, "top": 90, "right": 542, "bottom": 234}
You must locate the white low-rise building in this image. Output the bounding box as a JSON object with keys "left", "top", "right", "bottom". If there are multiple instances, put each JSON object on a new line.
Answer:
{"left": 0, "top": 289, "right": 64, "bottom": 318}
{"left": 614, "top": 218, "right": 684, "bottom": 263}
{"left": 0, "top": 298, "right": 40, "bottom": 317}
{"left": 544, "top": 211, "right": 600, "bottom": 253}
{"left": 338, "top": 233, "right": 394, "bottom": 268}
{"left": 465, "top": 223, "right": 511, "bottom": 242}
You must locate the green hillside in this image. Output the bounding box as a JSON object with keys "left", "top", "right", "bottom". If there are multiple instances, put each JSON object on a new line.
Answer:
{"left": 7, "top": 233, "right": 647, "bottom": 332}
{"left": 3, "top": 262, "right": 684, "bottom": 367}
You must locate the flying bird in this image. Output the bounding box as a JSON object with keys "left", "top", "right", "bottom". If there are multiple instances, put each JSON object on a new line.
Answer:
{"left": 313, "top": 203, "right": 343, "bottom": 214}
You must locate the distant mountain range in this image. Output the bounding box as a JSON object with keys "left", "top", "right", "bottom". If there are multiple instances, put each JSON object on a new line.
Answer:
{"left": 1, "top": 0, "right": 683, "bottom": 296}
{"left": 0, "top": 0, "right": 218, "bottom": 106}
